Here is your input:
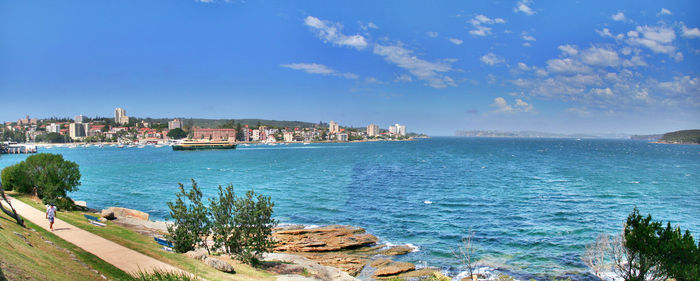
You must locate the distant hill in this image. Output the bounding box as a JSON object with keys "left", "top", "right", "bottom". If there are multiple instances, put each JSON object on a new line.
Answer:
{"left": 141, "top": 118, "right": 319, "bottom": 129}
{"left": 630, "top": 134, "right": 663, "bottom": 141}
{"left": 455, "top": 130, "right": 628, "bottom": 139}
{"left": 658, "top": 129, "right": 700, "bottom": 144}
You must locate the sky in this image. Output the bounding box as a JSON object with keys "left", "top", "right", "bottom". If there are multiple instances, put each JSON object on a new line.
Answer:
{"left": 1, "top": 0, "right": 699, "bottom": 136}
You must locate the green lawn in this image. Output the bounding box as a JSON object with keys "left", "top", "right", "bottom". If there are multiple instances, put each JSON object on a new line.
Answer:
{"left": 11, "top": 193, "right": 276, "bottom": 281}
{"left": 0, "top": 206, "right": 132, "bottom": 281}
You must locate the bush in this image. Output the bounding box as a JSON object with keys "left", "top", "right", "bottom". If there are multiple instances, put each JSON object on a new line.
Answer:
{"left": 0, "top": 153, "right": 81, "bottom": 205}
{"left": 1, "top": 162, "right": 31, "bottom": 192}
{"left": 167, "top": 179, "right": 277, "bottom": 265}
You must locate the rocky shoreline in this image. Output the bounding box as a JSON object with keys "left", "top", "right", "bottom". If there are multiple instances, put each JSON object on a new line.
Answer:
{"left": 93, "top": 206, "right": 438, "bottom": 280}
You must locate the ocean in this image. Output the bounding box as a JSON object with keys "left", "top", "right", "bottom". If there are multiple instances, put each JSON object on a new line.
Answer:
{"left": 1, "top": 138, "right": 698, "bottom": 280}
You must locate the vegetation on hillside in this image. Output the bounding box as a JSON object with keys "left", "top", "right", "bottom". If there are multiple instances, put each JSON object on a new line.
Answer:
{"left": 658, "top": 129, "right": 700, "bottom": 144}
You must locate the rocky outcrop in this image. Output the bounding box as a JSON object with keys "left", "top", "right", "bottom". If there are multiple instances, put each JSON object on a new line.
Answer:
{"left": 380, "top": 245, "right": 414, "bottom": 256}
{"left": 204, "top": 257, "right": 235, "bottom": 273}
{"left": 185, "top": 249, "right": 208, "bottom": 261}
{"left": 273, "top": 225, "right": 378, "bottom": 252}
{"left": 102, "top": 207, "right": 149, "bottom": 221}
{"left": 263, "top": 253, "right": 356, "bottom": 281}
{"left": 372, "top": 260, "right": 415, "bottom": 277}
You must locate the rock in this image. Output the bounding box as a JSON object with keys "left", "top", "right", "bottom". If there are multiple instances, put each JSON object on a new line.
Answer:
{"left": 185, "top": 249, "right": 208, "bottom": 261}
{"left": 373, "top": 261, "right": 415, "bottom": 277}
{"left": 104, "top": 207, "right": 149, "bottom": 221}
{"left": 74, "top": 201, "right": 87, "bottom": 208}
{"left": 274, "top": 225, "right": 378, "bottom": 252}
{"left": 101, "top": 209, "right": 116, "bottom": 220}
{"left": 380, "top": 245, "right": 413, "bottom": 256}
{"left": 370, "top": 258, "right": 392, "bottom": 268}
{"left": 204, "top": 257, "right": 235, "bottom": 273}
{"left": 263, "top": 253, "right": 357, "bottom": 281}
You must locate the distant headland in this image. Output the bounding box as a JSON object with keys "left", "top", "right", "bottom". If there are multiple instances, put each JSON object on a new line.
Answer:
{"left": 654, "top": 129, "right": 700, "bottom": 145}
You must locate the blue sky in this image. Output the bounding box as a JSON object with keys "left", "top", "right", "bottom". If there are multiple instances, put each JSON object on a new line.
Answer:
{"left": 1, "top": 0, "right": 699, "bottom": 135}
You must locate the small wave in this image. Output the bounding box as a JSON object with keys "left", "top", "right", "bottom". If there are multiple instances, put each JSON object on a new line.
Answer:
{"left": 424, "top": 200, "right": 433, "bottom": 204}
{"left": 382, "top": 242, "right": 420, "bottom": 252}
{"left": 628, "top": 181, "right": 640, "bottom": 184}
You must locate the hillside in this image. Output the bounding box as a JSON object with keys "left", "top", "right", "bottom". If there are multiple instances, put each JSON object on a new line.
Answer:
{"left": 658, "top": 129, "right": 700, "bottom": 144}
{"left": 140, "top": 118, "right": 318, "bottom": 129}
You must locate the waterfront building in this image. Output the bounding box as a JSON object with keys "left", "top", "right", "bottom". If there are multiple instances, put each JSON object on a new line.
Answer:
{"left": 47, "top": 123, "right": 61, "bottom": 133}
{"left": 114, "top": 108, "right": 129, "bottom": 125}
{"left": 74, "top": 115, "right": 85, "bottom": 123}
{"left": 69, "top": 123, "right": 88, "bottom": 139}
{"left": 367, "top": 124, "right": 379, "bottom": 137}
{"left": 283, "top": 131, "right": 294, "bottom": 142}
{"left": 251, "top": 129, "right": 260, "bottom": 141}
{"left": 193, "top": 127, "right": 236, "bottom": 141}
{"left": 329, "top": 120, "right": 339, "bottom": 134}
{"left": 17, "top": 115, "right": 37, "bottom": 126}
{"left": 168, "top": 119, "right": 182, "bottom": 130}
{"left": 336, "top": 133, "right": 348, "bottom": 141}
{"left": 243, "top": 125, "right": 250, "bottom": 142}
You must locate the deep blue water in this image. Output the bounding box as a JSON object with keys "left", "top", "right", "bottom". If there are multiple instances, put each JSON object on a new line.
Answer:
{"left": 1, "top": 138, "right": 699, "bottom": 279}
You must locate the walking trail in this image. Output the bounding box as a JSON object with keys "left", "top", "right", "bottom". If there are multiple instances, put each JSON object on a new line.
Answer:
{"left": 3, "top": 196, "right": 185, "bottom": 275}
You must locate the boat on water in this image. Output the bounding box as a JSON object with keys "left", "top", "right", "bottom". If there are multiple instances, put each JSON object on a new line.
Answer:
{"left": 172, "top": 140, "right": 237, "bottom": 151}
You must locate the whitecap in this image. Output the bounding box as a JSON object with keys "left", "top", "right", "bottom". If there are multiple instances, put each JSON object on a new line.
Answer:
{"left": 424, "top": 200, "right": 433, "bottom": 204}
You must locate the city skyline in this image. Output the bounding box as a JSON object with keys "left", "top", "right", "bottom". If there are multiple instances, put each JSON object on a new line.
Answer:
{"left": 2, "top": 1, "right": 699, "bottom": 136}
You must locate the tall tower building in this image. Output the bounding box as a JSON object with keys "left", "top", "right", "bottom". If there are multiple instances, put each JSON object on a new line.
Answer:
{"left": 114, "top": 108, "right": 129, "bottom": 125}
{"left": 367, "top": 124, "right": 379, "bottom": 137}
{"left": 329, "top": 120, "right": 339, "bottom": 134}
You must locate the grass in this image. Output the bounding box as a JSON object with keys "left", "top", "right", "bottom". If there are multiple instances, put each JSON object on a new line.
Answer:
{"left": 0, "top": 206, "right": 132, "bottom": 281}
{"left": 133, "top": 269, "right": 200, "bottom": 281}
{"left": 11, "top": 193, "right": 276, "bottom": 281}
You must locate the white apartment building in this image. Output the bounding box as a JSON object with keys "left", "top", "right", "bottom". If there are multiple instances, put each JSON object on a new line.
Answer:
{"left": 114, "top": 108, "right": 129, "bottom": 125}
{"left": 47, "top": 123, "right": 61, "bottom": 133}
{"left": 329, "top": 120, "right": 339, "bottom": 134}
{"left": 367, "top": 124, "right": 379, "bottom": 137}
{"left": 168, "top": 119, "right": 182, "bottom": 130}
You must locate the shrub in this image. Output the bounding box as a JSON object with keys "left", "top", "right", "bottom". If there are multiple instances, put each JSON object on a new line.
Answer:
{"left": 1, "top": 162, "right": 31, "bottom": 192}
{"left": 230, "top": 189, "right": 277, "bottom": 265}
{"left": 166, "top": 180, "right": 211, "bottom": 254}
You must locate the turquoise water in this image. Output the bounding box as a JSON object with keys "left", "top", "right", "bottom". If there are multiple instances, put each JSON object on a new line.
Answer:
{"left": 2, "top": 138, "right": 699, "bottom": 279}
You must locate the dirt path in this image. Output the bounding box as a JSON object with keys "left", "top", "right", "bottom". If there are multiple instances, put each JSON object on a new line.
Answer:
{"left": 3, "top": 197, "right": 185, "bottom": 276}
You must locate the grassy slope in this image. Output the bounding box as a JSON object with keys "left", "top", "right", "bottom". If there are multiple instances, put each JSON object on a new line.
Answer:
{"left": 0, "top": 208, "right": 132, "bottom": 281}
{"left": 12, "top": 194, "right": 275, "bottom": 281}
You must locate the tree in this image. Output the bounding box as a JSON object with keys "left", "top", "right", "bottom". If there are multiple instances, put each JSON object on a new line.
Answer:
{"left": 451, "top": 229, "right": 478, "bottom": 280}
{"left": 236, "top": 123, "right": 244, "bottom": 141}
{"left": 219, "top": 120, "right": 236, "bottom": 129}
{"left": 166, "top": 180, "right": 211, "bottom": 253}
{"left": 210, "top": 184, "right": 237, "bottom": 255}
{"left": 231, "top": 190, "right": 277, "bottom": 265}
{"left": 167, "top": 128, "right": 187, "bottom": 139}
{"left": 1, "top": 153, "right": 81, "bottom": 205}
{"left": 582, "top": 233, "right": 610, "bottom": 279}
{"left": 35, "top": 132, "right": 69, "bottom": 143}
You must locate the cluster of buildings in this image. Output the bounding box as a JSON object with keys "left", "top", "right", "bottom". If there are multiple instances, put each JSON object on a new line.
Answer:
{"left": 2, "top": 109, "right": 409, "bottom": 144}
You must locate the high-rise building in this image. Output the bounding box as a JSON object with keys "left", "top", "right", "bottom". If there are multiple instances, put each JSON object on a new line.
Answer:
{"left": 389, "top": 123, "right": 406, "bottom": 136}
{"left": 329, "top": 120, "right": 339, "bottom": 134}
{"left": 69, "top": 123, "right": 88, "bottom": 138}
{"left": 367, "top": 124, "right": 379, "bottom": 137}
{"left": 74, "top": 115, "right": 85, "bottom": 123}
{"left": 168, "top": 119, "right": 182, "bottom": 130}
{"left": 114, "top": 108, "right": 129, "bottom": 125}
{"left": 47, "top": 123, "right": 61, "bottom": 133}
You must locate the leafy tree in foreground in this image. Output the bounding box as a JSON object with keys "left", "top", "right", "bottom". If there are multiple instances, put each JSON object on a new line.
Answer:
{"left": 166, "top": 180, "right": 211, "bottom": 254}
{"left": 231, "top": 189, "right": 277, "bottom": 265}
{"left": 167, "top": 128, "right": 187, "bottom": 140}
{"left": 0, "top": 153, "right": 81, "bottom": 206}
{"left": 586, "top": 208, "right": 700, "bottom": 281}
{"left": 209, "top": 184, "right": 237, "bottom": 255}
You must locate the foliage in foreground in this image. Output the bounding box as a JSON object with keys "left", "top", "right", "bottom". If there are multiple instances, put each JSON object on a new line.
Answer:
{"left": 132, "top": 269, "right": 199, "bottom": 281}
{"left": 0, "top": 153, "right": 81, "bottom": 208}
{"left": 167, "top": 179, "right": 277, "bottom": 265}
{"left": 583, "top": 208, "right": 700, "bottom": 281}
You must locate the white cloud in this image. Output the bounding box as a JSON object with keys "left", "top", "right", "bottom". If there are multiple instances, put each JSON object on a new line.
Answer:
{"left": 426, "top": 31, "right": 439, "bottom": 38}
{"left": 518, "top": 62, "right": 530, "bottom": 70}
{"left": 558, "top": 44, "right": 579, "bottom": 56}
{"left": 304, "top": 16, "right": 368, "bottom": 50}
{"left": 590, "top": 87, "right": 614, "bottom": 97}
{"left": 626, "top": 25, "right": 677, "bottom": 55}
{"left": 367, "top": 22, "right": 378, "bottom": 29}
{"left": 546, "top": 58, "right": 592, "bottom": 74}
{"left": 481, "top": 53, "right": 505, "bottom": 66}
{"left": 612, "top": 12, "right": 626, "bottom": 22}
{"left": 492, "top": 97, "right": 534, "bottom": 113}
{"left": 448, "top": 38, "right": 463, "bottom": 45}
{"left": 514, "top": 0, "right": 535, "bottom": 16}
{"left": 580, "top": 47, "right": 620, "bottom": 67}
{"left": 622, "top": 55, "right": 648, "bottom": 68}
{"left": 394, "top": 73, "right": 413, "bottom": 83}
{"left": 469, "top": 14, "right": 505, "bottom": 37}
{"left": 681, "top": 23, "right": 700, "bottom": 38}
{"left": 658, "top": 8, "right": 672, "bottom": 16}
{"left": 373, "top": 43, "right": 455, "bottom": 88}
{"left": 522, "top": 33, "right": 536, "bottom": 41}
{"left": 281, "top": 63, "right": 358, "bottom": 79}
{"left": 522, "top": 42, "right": 531, "bottom": 47}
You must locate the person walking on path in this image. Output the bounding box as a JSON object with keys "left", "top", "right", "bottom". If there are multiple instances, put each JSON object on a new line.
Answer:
{"left": 46, "top": 203, "right": 56, "bottom": 231}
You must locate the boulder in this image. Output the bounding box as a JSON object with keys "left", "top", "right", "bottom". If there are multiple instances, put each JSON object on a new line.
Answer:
{"left": 204, "top": 257, "right": 235, "bottom": 273}
{"left": 74, "top": 201, "right": 87, "bottom": 208}
{"left": 380, "top": 245, "right": 413, "bottom": 256}
{"left": 105, "top": 207, "right": 149, "bottom": 221}
{"left": 185, "top": 249, "right": 208, "bottom": 261}
{"left": 373, "top": 261, "right": 415, "bottom": 277}
{"left": 101, "top": 209, "right": 116, "bottom": 220}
